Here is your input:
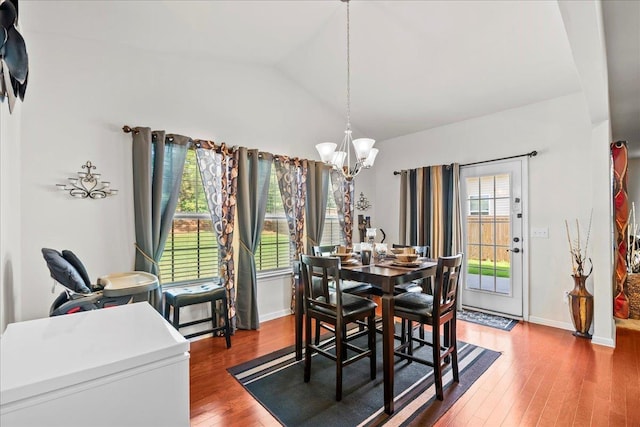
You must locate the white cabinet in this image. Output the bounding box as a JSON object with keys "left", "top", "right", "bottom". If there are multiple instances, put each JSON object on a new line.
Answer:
{"left": 1, "top": 303, "right": 190, "bottom": 427}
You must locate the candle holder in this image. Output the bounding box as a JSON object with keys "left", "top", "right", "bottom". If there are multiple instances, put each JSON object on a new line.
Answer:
{"left": 56, "top": 161, "right": 118, "bottom": 199}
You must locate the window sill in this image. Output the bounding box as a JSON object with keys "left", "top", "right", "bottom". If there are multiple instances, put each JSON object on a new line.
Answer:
{"left": 161, "top": 269, "right": 291, "bottom": 288}
{"left": 161, "top": 278, "right": 219, "bottom": 290}
{"left": 257, "top": 268, "right": 292, "bottom": 280}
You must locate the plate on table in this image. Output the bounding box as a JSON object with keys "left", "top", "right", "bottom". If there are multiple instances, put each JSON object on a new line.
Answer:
{"left": 332, "top": 252, "right": 354, "bottom": 260}
{"left": 341, "top": 258, "right": 359, "bottom": 265}
{"left": 390, "top": 260, "right": 423, "bottom": 267}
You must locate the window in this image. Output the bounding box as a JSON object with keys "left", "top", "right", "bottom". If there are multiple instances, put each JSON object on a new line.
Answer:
{"left": 159, "top": 150, "right": 218, "bottom": 284}
{"left": 469, "top": 195, "right": 490, "bottom": 216}
{"left": 320, "top": 195, "right": 344, "bottom": 246}
{"left": 257, "top": 169, "right": 291, "bottom": 271}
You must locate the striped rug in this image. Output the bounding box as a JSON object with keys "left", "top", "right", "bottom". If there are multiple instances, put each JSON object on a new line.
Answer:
{"left": 228, "top": 332, "right": 500, "bottom": 426}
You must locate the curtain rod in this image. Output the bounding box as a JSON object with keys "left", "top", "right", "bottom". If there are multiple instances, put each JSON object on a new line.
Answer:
{"left": 123, "top": 125, "right": 311, "bottom": 164}
{"left": 392, "top": 150, "right": 537, "bottom": 175}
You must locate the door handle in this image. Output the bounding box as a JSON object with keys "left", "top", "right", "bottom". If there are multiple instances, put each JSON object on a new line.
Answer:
{"left": 506, "top": 248, "right": 521, "bottom": 253}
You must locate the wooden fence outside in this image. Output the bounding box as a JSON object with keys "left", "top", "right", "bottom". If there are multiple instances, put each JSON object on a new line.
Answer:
{"left": 466, "top": 215, "right": 510, "bottom": 263}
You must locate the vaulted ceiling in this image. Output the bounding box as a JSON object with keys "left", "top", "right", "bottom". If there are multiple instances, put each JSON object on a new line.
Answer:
{"left": 21, "top": 0, "right": 638, "bottom": 155}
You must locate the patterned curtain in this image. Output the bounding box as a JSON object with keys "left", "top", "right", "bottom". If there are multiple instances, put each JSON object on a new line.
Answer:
{"left": 399, "top": 164, "right": 462, "bottom": 258}
{"left": 195, "top": 140, "right": 239, "bottom": 331}
{"left": 330, "top": 170, "right": 355, "bottom": 247}
{"left": 612, "top": 141, "right": 629, "bottom": 319}
{"left": 131, "top": 128, "right": 190, "bottom": 282}
{"left": 274, "top": 156, "right": 308, "bottom": 312}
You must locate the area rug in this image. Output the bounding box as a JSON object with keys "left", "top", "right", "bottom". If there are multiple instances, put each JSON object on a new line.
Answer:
{"left": 228, "top": 332, "right": 500, "bottom": 427}
{"left": 457, "top": 309, "right": 519, "bottom": 331}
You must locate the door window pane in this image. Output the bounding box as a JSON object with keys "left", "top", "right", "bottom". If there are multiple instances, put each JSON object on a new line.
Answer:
{"left": 465, "top": 174, "right": 511, "bottom": 296}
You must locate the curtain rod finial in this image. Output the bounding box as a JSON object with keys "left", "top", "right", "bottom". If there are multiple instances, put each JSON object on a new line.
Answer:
{"left": 123, "top": 125, "right": 133, "bottom": 133}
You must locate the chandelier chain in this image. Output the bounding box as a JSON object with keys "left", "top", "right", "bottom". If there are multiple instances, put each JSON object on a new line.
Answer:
{"left": 346, "top": 0, "right": 351, "bottom": 131}
{"left": 315, "top": 0, "right": 378, "bottom": 181}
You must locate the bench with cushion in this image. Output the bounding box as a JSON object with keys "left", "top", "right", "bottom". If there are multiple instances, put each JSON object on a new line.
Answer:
{"left": 164, "top": 281, "right": 231, "bottom": 347}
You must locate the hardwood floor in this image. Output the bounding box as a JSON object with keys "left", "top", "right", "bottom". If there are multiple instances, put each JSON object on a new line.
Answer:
{"left": 190, "top": 315, "right": 640, "bottom": 427}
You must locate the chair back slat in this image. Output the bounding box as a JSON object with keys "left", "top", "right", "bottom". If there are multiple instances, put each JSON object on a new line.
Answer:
{"left": 432, "top": 254, "right": 463, "bottom": 317}
{"left": 300, "top": 254, "right": 342, "bottom": 312}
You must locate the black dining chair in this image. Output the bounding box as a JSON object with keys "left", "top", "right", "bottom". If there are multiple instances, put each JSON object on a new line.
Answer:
{"left": 312, "top": 245, "right": 377, "bottom": 296}
{"left": 393, "top": 254, "right": 463, "bottom": 400}
{"left": 299, "top": 254, "right": 377, "bottom": 401}
{"left": 311, "top": 244, "right": 380, "bottom": 341}
{"left": 391, "top": 244, "right": 433, "bottom": 340}
{"left": 391, "top": 244, "right": 431, "bottom": 294}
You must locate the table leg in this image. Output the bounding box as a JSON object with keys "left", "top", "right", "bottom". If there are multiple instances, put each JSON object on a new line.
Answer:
{"left": 295, "top": 267, "right": 303, "bottom": 361}
{"left": 382, "top": 292, "right": 395, "bottom": 414}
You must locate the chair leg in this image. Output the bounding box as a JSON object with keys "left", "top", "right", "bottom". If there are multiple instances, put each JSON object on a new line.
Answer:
{"left": 164, "top": 300, "right": 170, "bottom": 321}
{"left": 451, "top": 318, "right": 459, "bottom": 383}
{"left": 341, "top": 324, "right": 348, "bottom": 360}
{"left": 335, "top": 322, "right": 343, "bottom": 401}
{"left": 400, "top": 319, "right": 406, "bottom": 345}
{"left": 368, "top": 313, "right": 376, "bottom": 380}
{"left": 304, "top": 314, "right": 312, "bottom": 383}
{"left": 407, "top": 320, "right": 414, "bottom": 358}
{"left": 211, "top": 299, "right": 218, "bottom": 329}
{"left": 443, "top": 321, "right": 450, "bottom": 364}
{"left": 222, "top": 296, "right": 231, "bottom": 348}
{"left": 315, "top": 320, "right": 321, "bottom": 345}
{"left": 172, "top": 305, "right": 180, "bottom": 330}
{"left": 433, "top": 323, "right": 443, "bottom": 400}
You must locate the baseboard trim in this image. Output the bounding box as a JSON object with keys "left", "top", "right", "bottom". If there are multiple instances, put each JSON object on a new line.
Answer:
{"left": 528, "top": 316, "right": 574, "bottom": 331}
{"left": 260, "top": 309, "right": 291, "bottom": 323}
{"left": 591, "top": 335, "right": 615, "bottom": 348}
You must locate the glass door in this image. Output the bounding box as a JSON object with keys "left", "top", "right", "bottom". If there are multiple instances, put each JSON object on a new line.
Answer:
{"left": 460, "top": 159, "right": 524, "bottom": 318}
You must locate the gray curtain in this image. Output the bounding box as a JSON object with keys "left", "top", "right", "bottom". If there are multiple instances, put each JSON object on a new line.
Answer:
{"left": 236, "top": 148, "right": 273, "bottom": 330}
{"left": 305, "top": 161, "right": 330, "bottom": 254}
{"left": 132, "top": 127, "right": 190, "bottom": 278}
{"left": 330, "top": 170, "right": 355, "bottom": 247}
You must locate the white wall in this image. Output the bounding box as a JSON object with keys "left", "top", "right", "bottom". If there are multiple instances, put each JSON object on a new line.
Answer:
{"left": 372, "top": 93, "right": 614, "bottom": 344}
{"left": 0, "top": 103, "right": 23, "bottom": 333}
{"left": 14, "top": 31, "right": 345, "bottom": 323}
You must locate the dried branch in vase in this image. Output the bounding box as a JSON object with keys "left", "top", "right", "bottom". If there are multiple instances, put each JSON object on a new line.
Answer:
{"left": 565, "top": 211, "right": 593, "bottom": 278}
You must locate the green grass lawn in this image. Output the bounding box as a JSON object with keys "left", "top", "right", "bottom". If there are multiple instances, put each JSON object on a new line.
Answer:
{"left": 467, "top": 259, "right": 510, "bottom": 278}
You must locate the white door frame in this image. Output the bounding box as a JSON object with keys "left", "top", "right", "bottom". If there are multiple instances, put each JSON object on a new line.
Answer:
{"left": 459, "top": 158, "right": 529, "bottom": 320}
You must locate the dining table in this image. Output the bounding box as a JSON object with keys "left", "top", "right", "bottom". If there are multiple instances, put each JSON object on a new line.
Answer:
{"left": 293, "top": 257, "right": 438, "bottom": 415}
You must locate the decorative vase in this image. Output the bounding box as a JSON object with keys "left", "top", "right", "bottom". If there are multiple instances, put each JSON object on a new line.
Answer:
{"left": 568, "top": 274, "right": 594, "bottom": 338}
{"left": 366, "top": 227, "right": 377, "bottom": 245}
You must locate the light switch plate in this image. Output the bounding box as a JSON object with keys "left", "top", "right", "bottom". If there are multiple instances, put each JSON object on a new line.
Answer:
{"left": 531, "top": 227, "right": 549, "bottom": 238}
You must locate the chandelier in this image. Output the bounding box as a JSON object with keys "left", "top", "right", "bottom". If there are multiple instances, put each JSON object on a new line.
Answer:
{"left": 316, "top": 0, "right": 378, "bottom": 180}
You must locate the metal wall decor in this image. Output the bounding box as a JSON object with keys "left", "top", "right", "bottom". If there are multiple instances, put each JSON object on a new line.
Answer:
{"left": 56, "top": 161, "right": 118, "bottom": 199}
{"left": 355, "top": 192, "right": 371, "bottom": 211}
